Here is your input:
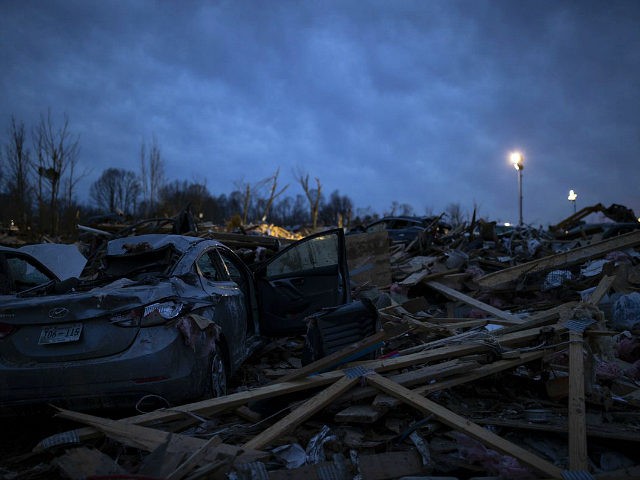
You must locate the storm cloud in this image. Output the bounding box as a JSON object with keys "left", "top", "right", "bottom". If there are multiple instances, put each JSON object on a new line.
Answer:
{"left": 2, "top": 0, "right": 638, "bottom": 225}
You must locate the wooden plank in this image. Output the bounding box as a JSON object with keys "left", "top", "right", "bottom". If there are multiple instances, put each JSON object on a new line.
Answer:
{"left": 399, "top": 268, "right": 431, "bottom": 287}
{"left": 36, "top": 371, "right": 345, "bottom": 451}
{"left": 54, "top": 408, "right": 266, "bottom": 463}
{"left": 335, "top": 405, "right": 384, "bottom": 423}
{"left": 425, "top": 281, "right": 523, "bottom": 324}
{"left": 587, "top": 274, "right": 616, "bottom": 305}
{"left": 269, "top": 331, "right": 386, "bottom": 385}
{"left": 356, "top": 326, "right": 552, "bottom": 373}
{"left": 166, "top": 436, "right": 222, "bottom": 480}
{"left": 53, "top": 447, "right": 127, "bottom": 478}
{"left": 243, "top": 375, "right": 359, "bottom": 450}
{"left": 341, "top": 359, "right": 476, "bottom": 403}
{"left": 393, "top": 314, "right": 452, "bottom": 335}
{"left": 390, "top": 296, "right": 430, "bottom": 314}
{"left": 568, "top": 331, "right": 589, "bottom": 471}
{"left": 365, "top": 373, "right": 563, "bottom": 479}
{"left": 499, "top": 301, "right": 577, "bottom": 335}
{"left": 477, "top": 230, "right": 640, "bottom": 289}
{"left": 478, "top": 417, "right": 640, "bottom": 442}
{"left": 414, "top": 350, "right": 546, "bottom": 395}
{"left": 439, "top": 319, "right": 488, "bottom": 329}
{"left": 357, "top": 341, "right": 486, "bottom": 371}
{"left": 372, "top": 350, "right": 546, "bottom": 408}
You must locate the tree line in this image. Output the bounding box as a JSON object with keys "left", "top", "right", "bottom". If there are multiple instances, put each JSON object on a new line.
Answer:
{"left": 0, "top": 112, "right": 382, "bottom": 239}
{"left": 1, "top": 112, "right": 471, "bottom": 240}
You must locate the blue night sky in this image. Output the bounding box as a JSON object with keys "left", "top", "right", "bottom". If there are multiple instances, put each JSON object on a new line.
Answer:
{"left": 1, "top": 0, "right": 638, "bottom": 225}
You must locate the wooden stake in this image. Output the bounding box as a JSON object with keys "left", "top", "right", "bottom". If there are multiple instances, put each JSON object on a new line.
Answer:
{"left": 568, "top": 331, "right": 589, "bottom": 471}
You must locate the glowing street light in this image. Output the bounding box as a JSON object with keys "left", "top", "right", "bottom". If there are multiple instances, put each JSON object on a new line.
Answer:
{"left": 510, "top": 151, "right": 524, "bottom": 227}
{"left": 568, "top": 189, "right": 577, "bottom": 213}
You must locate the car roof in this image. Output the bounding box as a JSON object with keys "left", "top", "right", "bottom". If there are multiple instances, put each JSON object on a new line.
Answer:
{"left": 106, "top": 234, "right": 219, "bottom": 257}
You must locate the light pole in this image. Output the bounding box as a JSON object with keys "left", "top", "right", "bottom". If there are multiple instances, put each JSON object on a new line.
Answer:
{"left": 510, "top": 151, "right": 524, "bottom": 227}
{"left": 568, "top": 189, "right": 577, "bottom": 213}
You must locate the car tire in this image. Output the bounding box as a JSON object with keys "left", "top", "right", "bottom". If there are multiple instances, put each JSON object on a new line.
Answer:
{"left": 207, "top": 343, "right": 228, "bottom": 398}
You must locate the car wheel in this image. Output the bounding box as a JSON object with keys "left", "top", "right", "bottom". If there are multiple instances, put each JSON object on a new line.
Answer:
{"left": 208, "top": 345, "right": 228, "bottom": 398}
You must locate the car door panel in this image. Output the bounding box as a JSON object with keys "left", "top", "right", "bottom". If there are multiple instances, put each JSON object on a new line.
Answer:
{"left": 255, "top": 229, "right": 349, "bottom": 335}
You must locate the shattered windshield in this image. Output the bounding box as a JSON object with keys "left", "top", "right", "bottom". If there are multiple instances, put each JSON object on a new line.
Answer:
{"left": 100, "top": 244, "right": 179, "bottom": 280}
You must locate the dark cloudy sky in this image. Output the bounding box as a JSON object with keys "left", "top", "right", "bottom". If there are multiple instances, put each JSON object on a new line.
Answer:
{"left": 1, "top": 0, "right": 639, "bottom": 225}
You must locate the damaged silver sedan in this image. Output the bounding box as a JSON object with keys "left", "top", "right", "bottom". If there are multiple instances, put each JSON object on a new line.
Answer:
{"left": 0, "top": 230, "right": 349, "bottom": 411}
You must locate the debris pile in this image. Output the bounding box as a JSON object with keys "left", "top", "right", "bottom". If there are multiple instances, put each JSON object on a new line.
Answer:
{"left": 3, "top": 218, "right": 640, "bottom": 480}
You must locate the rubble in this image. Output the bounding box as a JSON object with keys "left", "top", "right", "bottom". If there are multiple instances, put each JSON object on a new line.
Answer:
{"left": 2, "top": 210, "right": 640, "bottom": 480}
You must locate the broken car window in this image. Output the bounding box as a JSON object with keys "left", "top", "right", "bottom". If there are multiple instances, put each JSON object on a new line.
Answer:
{"left": 197, "top": 251, "right": 222, "bottom": 281}
{"left": 0, "top": 254, "right": 53, "bottom": 294}
{"left": 266, "top": 234, "right": 338, "bottom": 276}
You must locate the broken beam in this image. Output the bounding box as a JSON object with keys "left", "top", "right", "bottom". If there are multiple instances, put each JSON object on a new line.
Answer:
{"left": 243, "top": 375, "right": 359, "bottom": 450}
{"left": 269, "top": 331, "right": 386, "bottom": 385}
{"left": 365, "top": 373, "right": 563, "bottom": 479}
{"left": 477, "top": 230, "right": 640, "bottom": 289}
{"left": 425, "top": 281, "right": 523, "bottom": 324}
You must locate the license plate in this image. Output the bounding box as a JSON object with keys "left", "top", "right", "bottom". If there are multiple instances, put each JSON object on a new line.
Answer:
{"left": 38, "top": 323, "right": 83, "bottom": 345}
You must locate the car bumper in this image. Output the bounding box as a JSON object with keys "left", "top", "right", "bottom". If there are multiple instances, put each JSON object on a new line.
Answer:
{"left": 0, "top": 327, "right": 207, "bottom": 411}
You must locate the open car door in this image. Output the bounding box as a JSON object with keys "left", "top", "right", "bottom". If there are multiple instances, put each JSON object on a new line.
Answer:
{"left": 254, "top": 229, "right": 350, "bottom": 336}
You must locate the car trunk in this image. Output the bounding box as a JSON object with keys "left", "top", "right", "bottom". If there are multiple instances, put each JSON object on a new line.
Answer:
{"left": 0, "top": 283, "right": 171, "bottom": 363}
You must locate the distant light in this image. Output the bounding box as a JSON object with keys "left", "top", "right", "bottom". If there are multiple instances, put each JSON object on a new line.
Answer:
{"left": 504, "top": 222, "right": 511, "bottom": 227}
{"left": 568, "top": 189, "right": 577, "bottom": 201}
{"left": 510, "top": 151, "right": 524, "bottom": 170}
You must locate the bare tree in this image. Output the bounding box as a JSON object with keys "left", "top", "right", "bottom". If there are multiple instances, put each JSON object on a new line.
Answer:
{"left": 232, "top": 179, "right": 253, "bottom": 225}
{"left": 139, "top": 142, "right": 148, "bottom": 210}
{"left": 295, "top": 170, "right": 322, "bottom": 229}
{"left": 90, "top": 168, "right": 141, "bottom": 215}
{"left": 232, "top": 169, "right": 290, "bottom": 225}
{"left": 445, "top": 202, "right": 465, "bottom": 226}
{"left": 139, "top": 136, "right": 165, "bottom": 215}
{"left": 261, "top": 168, "right": 288, "bottom": 222}
{"left": 3, "top": 116, "right": 33, "bottom": 230}
{"left": 33, "top": 111, "right": 80, "bottom": 235}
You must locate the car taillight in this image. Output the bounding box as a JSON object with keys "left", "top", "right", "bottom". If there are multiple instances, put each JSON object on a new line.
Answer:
{"left": 0, "top": 323, "right": 16, "bottom": 339}
{"left": 141, "top": 302, "right": 184, "bottom": 327}
{"left": 110, "top": 302, "right": 184, "bottom": 328}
